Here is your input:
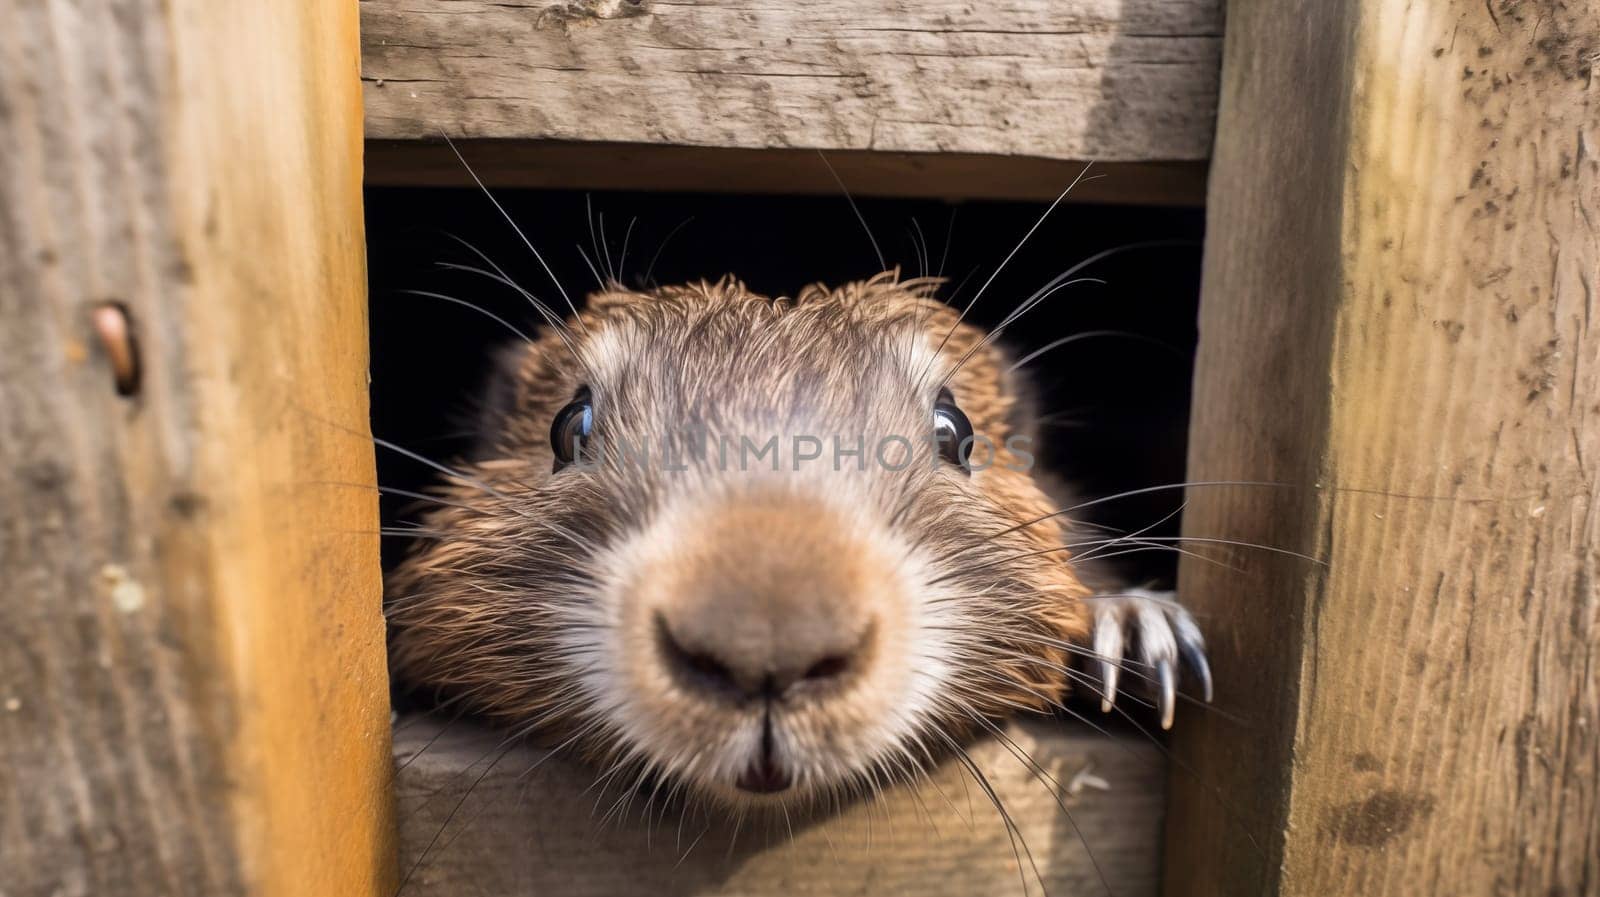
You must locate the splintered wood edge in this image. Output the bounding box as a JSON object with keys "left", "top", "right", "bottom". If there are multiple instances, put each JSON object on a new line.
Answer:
{"left": 390, "top": 715, "right": 1168, "bottom": 897}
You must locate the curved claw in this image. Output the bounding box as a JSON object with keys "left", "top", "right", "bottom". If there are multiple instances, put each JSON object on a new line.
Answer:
{"left": 1093, "top": 604, "right": 1124, "bottom": 712}
{"left": 1157, "top": 660, "right": 1176, "bottom": 730}
{"left": 1178, "top": 633, "right": 1213, "bottom": 703}
{"left": 1133, "top": 599, "right": 1179, "bottom": 728}
{"left": 1169, "top": 605, "right": 1213, "bottom": 702}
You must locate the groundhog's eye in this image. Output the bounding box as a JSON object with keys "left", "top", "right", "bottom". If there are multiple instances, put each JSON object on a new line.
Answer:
{"left": 933, "top": 390, "right": 974, "bottom": 473}
{"left": 550, "top": 388, "right": 594, "bottom": 470}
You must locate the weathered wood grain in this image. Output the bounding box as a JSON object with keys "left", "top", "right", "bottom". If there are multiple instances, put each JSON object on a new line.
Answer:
{"left": 1166, "top": 0, "right": 1598, "bottom": 895}
{"left": 0, "top": 2, "right": 393, "bottom": 895}
{"left": 361, "top": 0, "right": 1220, "bottom": 199}
{"left": 392, "top": 715, "right": 1166, "bottom": 896}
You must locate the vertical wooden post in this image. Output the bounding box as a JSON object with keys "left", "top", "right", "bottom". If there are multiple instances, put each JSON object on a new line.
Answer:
{"left": 1166, "top": 1, "right": 1597, "bottom": 895}
{"left": 0, "top": 2, "right": 394, "bottom": 896}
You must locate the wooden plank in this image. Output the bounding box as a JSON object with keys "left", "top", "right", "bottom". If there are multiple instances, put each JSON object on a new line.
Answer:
{"left": 1165, "top": 0, "right": 1598, "bottom": 895}
{"left": 364, "top": 140, "right": 1209, "bottom": 204}
{"left": 360, "top": 0, "right": 1219, "bottom": 157}
{"left": 392, "top": 716, "right": 1165, "bottom": 896}
{"left": 0, "top": 2, "right": 394, "bottom": 896}
{"left": 360, "top": 0, "right": 1220, "bottom": 200}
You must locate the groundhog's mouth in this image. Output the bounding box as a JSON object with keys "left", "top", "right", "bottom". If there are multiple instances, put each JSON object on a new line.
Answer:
{"left": 735, "top": 758, "right": 791, "bottom": 794}
{"left": 733, "top": 715, "right": 793, "bottom": 794}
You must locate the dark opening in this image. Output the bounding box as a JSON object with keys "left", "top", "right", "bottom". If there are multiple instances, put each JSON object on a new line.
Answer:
{"left": 365, "top": 186, "right": 1203, "bottom": 588}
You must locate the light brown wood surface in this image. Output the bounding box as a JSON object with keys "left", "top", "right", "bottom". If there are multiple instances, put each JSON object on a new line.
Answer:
{"left": 1167, "top": 0, "right": 1598, "bottom": 895}
{"left": 392, "top": 715, "right": 1165, "bottom": 896}
{"left": 361, "top": 0, "right": 1220, "bottom": 201}
{"left": 0, "top": 2, "right": 394, "bottom": 895}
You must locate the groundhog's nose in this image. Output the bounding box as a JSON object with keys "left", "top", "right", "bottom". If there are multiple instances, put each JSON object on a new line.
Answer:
{"left": 646, "top": 495, "right": 884, "bottom": 702}
{"left": 654, "top": 609, "right": 870, "bottom": 700}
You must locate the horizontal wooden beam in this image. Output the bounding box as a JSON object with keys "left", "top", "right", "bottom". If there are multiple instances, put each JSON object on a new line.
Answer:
{"left": 392, "top": 716, "right": 1166, "bottom": 896}
{"left": 365, "top": 139, "right": 1209, "bottom": 204}
{"left": 361, "top": 0, "right": 1220, "bottom": 201}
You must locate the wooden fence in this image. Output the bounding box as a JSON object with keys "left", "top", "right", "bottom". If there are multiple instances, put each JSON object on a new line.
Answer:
{"left": 1, "top": 1, "right": 1593, "bottom": 894}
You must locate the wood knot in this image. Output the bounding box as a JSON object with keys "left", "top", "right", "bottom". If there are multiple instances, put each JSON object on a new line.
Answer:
{"left": 1323, "top": 790, "right": 1435, "bottom": 847}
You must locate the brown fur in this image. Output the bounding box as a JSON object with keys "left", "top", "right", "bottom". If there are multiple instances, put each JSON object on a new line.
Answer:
{"left": 387, "top": 271, "right": 1093, "bottom": 807}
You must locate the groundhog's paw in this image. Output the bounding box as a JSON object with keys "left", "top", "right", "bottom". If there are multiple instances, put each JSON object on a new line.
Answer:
{"left": 1085, "top": 588, "right": 1210, "bottom": 730}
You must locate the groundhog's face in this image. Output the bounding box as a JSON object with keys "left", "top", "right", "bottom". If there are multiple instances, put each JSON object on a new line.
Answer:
{"left": 387, "top": 274, "right": 1089, "bottom": 808}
